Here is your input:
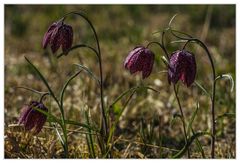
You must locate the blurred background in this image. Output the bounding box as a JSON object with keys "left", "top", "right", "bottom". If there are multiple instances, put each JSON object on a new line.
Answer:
{"left": 4, "top": 5, "right": 235, "bottom": 158}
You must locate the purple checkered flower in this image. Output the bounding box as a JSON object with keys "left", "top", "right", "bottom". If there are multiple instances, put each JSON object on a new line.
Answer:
{"left": 168, "top": 50, "right": 196, "bottom": 87}
{"left": 124, "top": 46, "right": 155, "bottom": 79}
{"left": 42, "top": 20, "right": 73, "bottom": 54}
{"left": 18, "top": 101, "right": 48, "bottom": 134}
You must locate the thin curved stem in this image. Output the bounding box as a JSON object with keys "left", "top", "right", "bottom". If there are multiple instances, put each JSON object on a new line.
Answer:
{"left": 59, "top": 70, "right": 81, "bottom": 157}
{"left": 62, "top": 11, "right": 108, "bottom": 154}
{"left": 170, "top": 29, "right": 216, "bottom": 158}
{"left": 15, "top": 86, "right": 49, "bottom": 95}
{"left": 24, "top": 57, "right": 69, "bottom": 157}
{"left": 161, "top": 31, "right": 169, "bottom": 60}
{"left": 173, "top": 85, "right": 190, "bottom": 158}
{"left": 147, "top": 41, "right": 169, "bottom": 60}
{"left": 57, "top": 44, "right": 98, "bottom": 59}
{"left": 39, "top": 92, "right": 50, "bottom": 103}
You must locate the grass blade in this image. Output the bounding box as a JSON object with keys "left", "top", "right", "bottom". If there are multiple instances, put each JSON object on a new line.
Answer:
{"left": 194, "top": 81, "right": 211, "bottom": 97}
{"left": 74, "top": 63, "right": 100, "bottom": 84}
{"left": 168, "top": 14, "right": 179, "bottom": 28}
{"left": 15, "top": 86, "right": 48, "bottom": 95}
{"left": 186, "top": 102, "right": 199, "bottom": 136}
{"left": 25, "top": 57, "right": 60, "bottom": 108}
{"left": 106, "top": 90, "right": 136, "bottom": 150}
{"left": 64, "top": 119, "right": 99, "bottom": 132}
{"left": 192, "top": 127, "right": 205, "bottom": 158}
{"left": 172, "top": 131, "right": 211, "bottom": 158}
{"left": 216, "top": 112, "right": 235, "bottom": 120}
{"left": 84, "top": 109, "right": 96, "bottom": 158}
{"left": 60, "top": 70, "right": 81, "bottom": 109}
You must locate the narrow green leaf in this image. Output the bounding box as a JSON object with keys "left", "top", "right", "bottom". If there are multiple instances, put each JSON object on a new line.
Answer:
{"left": 60, "top": 70, "right": 81, "bottom": 109}
{"left": 215, "top": 73, "right": 234, "bottom": 92}
{"left": 54, "top": 123, "right": 65, "bottom": 147}
{"left": 24, "top": 57, "right": 60, "bottom": 108}
{"left": 172, "top": 131, "right": 211, "bottom": 158}
{"left": 170, "top": 29, "right": 194, "bottom": 39}
{"left": 64, "top": 119, "right": 99, "bottom": 132}
{"left": 161, "top": 56, "right": 169, "bottom": 67}
{"left": 194, "top": 81, "right": 211, "bottom": 97}
{"left": 168, "top": 14, "right": 179, "bottom": 28}
{"left": 187, "top": 102, "right": 199, "bottom": 136}
{"left": 109, "top": 87, "right": 137, "bottom": 107}
{"left": 107, "top": 90, "right": 136, "bottom": 146}
{"left": 170, "top": 40, "right": 188, "bottom": 44}
{"left": 74, "top": 63, "right": 100, "bottom": 84}
{"left": 216, "top": 113, "right": 235, "bottom": 120}
{"left": 15, "top": 86, "right": 48, "bottom": 95}
{"left": 84, "top": 109, "right": 96, "bottom": 158}
{"left": 109, "top": 85, "right": 160, "bottom": 109}
{"left": 106, "top": 85, "right": 161, "bottom": 154}
{"left": 191, "top": 128, "right": 205, "bottom": 158}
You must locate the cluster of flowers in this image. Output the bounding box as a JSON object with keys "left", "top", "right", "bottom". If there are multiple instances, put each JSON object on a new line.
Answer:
{"left": 19, "top": 18, "right": 197, "bottom": 134}
{"left": 124, "top": 46, "right": 196, "bottom": 87}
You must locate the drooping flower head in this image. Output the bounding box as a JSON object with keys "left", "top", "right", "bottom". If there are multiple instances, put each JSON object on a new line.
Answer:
{"left": 18, "top": 101, "right": 48, "bottom": 134}
{"left": 168, "top": 50, "right": 197, "bottom": 87}
{"left": 42, "top": 19, "right": 73, "bottom": 54}
{"left": 124, "top": 46, "right": 155, "bottom": 79}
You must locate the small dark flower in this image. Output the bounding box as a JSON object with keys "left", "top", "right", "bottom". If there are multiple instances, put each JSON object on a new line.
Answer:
{"left": 18, "top": 101, "right": 48, "bottom": 134}
{"left": 168, "top": 50, "right": 196, "bottom": 87}
{"left": 124, "top": 46, "right": 155, "bottom": 79}
{"left": 42, "top": 20, "right": 73, "bottom": 54}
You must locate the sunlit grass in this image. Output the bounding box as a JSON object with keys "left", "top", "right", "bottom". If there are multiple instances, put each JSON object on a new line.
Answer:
{"left": 4, "top": 5, "right": 235, "bottom": 158}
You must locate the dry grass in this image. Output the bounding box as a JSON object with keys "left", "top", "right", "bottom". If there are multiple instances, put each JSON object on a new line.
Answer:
{"left": 4, "top": 5, "right": 235, "bottom": 158}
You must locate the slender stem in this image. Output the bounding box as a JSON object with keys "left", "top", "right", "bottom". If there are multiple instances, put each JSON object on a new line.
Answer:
{"left": 58, "top": 101, "right": 69, "bottom": 157}
{"left": 161, "top": 31, "right": 170, "bottom": 60}
{"left": 63, "top": 127, "right": 69, "bottom": 157}
{"left": 184, "top": 40, "right": 216, "bottom": 158}
{"left": 173, "top": 85, "right": 190, "bottom": 158}
{"left": 24, "top": 57, "right": 69, "bottom": 157}
{"left": 63, "top": 11, "right": 108, "bottom": 154}
{"left": 57, "top": 44, "right": 98, "bottom": 59}
{"left": 15, "top": 86, "right": 49, "bottom": 95}
{"left": 39, "top": 92, "right": 50, "bottom": 103}
{"left": 147, "top": 41, "right": 169, "bottom": 60}
{"left": 170, "top": 29, "right": 216, "bottom": 158}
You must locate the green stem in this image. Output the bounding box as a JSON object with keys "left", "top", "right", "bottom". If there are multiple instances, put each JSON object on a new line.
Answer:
{"left": 15, "top": 86, "right": 49, "bottom": 95}
{"left": 57, "top": 44, "right": 98, "bottom": 59}
{"left": 170, "top": 29, "right": 216, "bottom": 158}
{"left": 25, "top": 57, "right": 69, "bottom": 157}
{"left": 39, "top": 92, "right": 50, "bottom": 103}
{"left": 173, "top": 85, "right": 190, "bottom": 158}
{"left": 147, "top": 41, "right": 169, "bottom": 60}
{"left": 161, "top": 31, "right": 170, "bottom": 60}
{"left": 63, "top": 11, "right": 108, "bottom": 155}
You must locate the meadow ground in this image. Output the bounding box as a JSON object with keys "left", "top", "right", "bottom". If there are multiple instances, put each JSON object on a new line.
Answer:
{"left": 4, "top": 5, "right": 235, "bottom": 158}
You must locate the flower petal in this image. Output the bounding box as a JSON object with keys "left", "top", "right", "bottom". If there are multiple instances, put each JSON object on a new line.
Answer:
{"left": 42, "top": 22, "right": 57, "bottom": 49}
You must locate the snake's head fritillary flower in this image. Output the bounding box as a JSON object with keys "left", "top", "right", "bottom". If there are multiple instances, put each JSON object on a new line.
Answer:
{"left": 124, "top": 46, "right": 155, "bottom": 79}
{"left": 42, "top": 20, "right": 73, "bottom": 54}
{"left": 18, "top": 101, "right": 48, "bottom": 134}
{"left": 168, "top": 50, "right": 196, "bottom": 87}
